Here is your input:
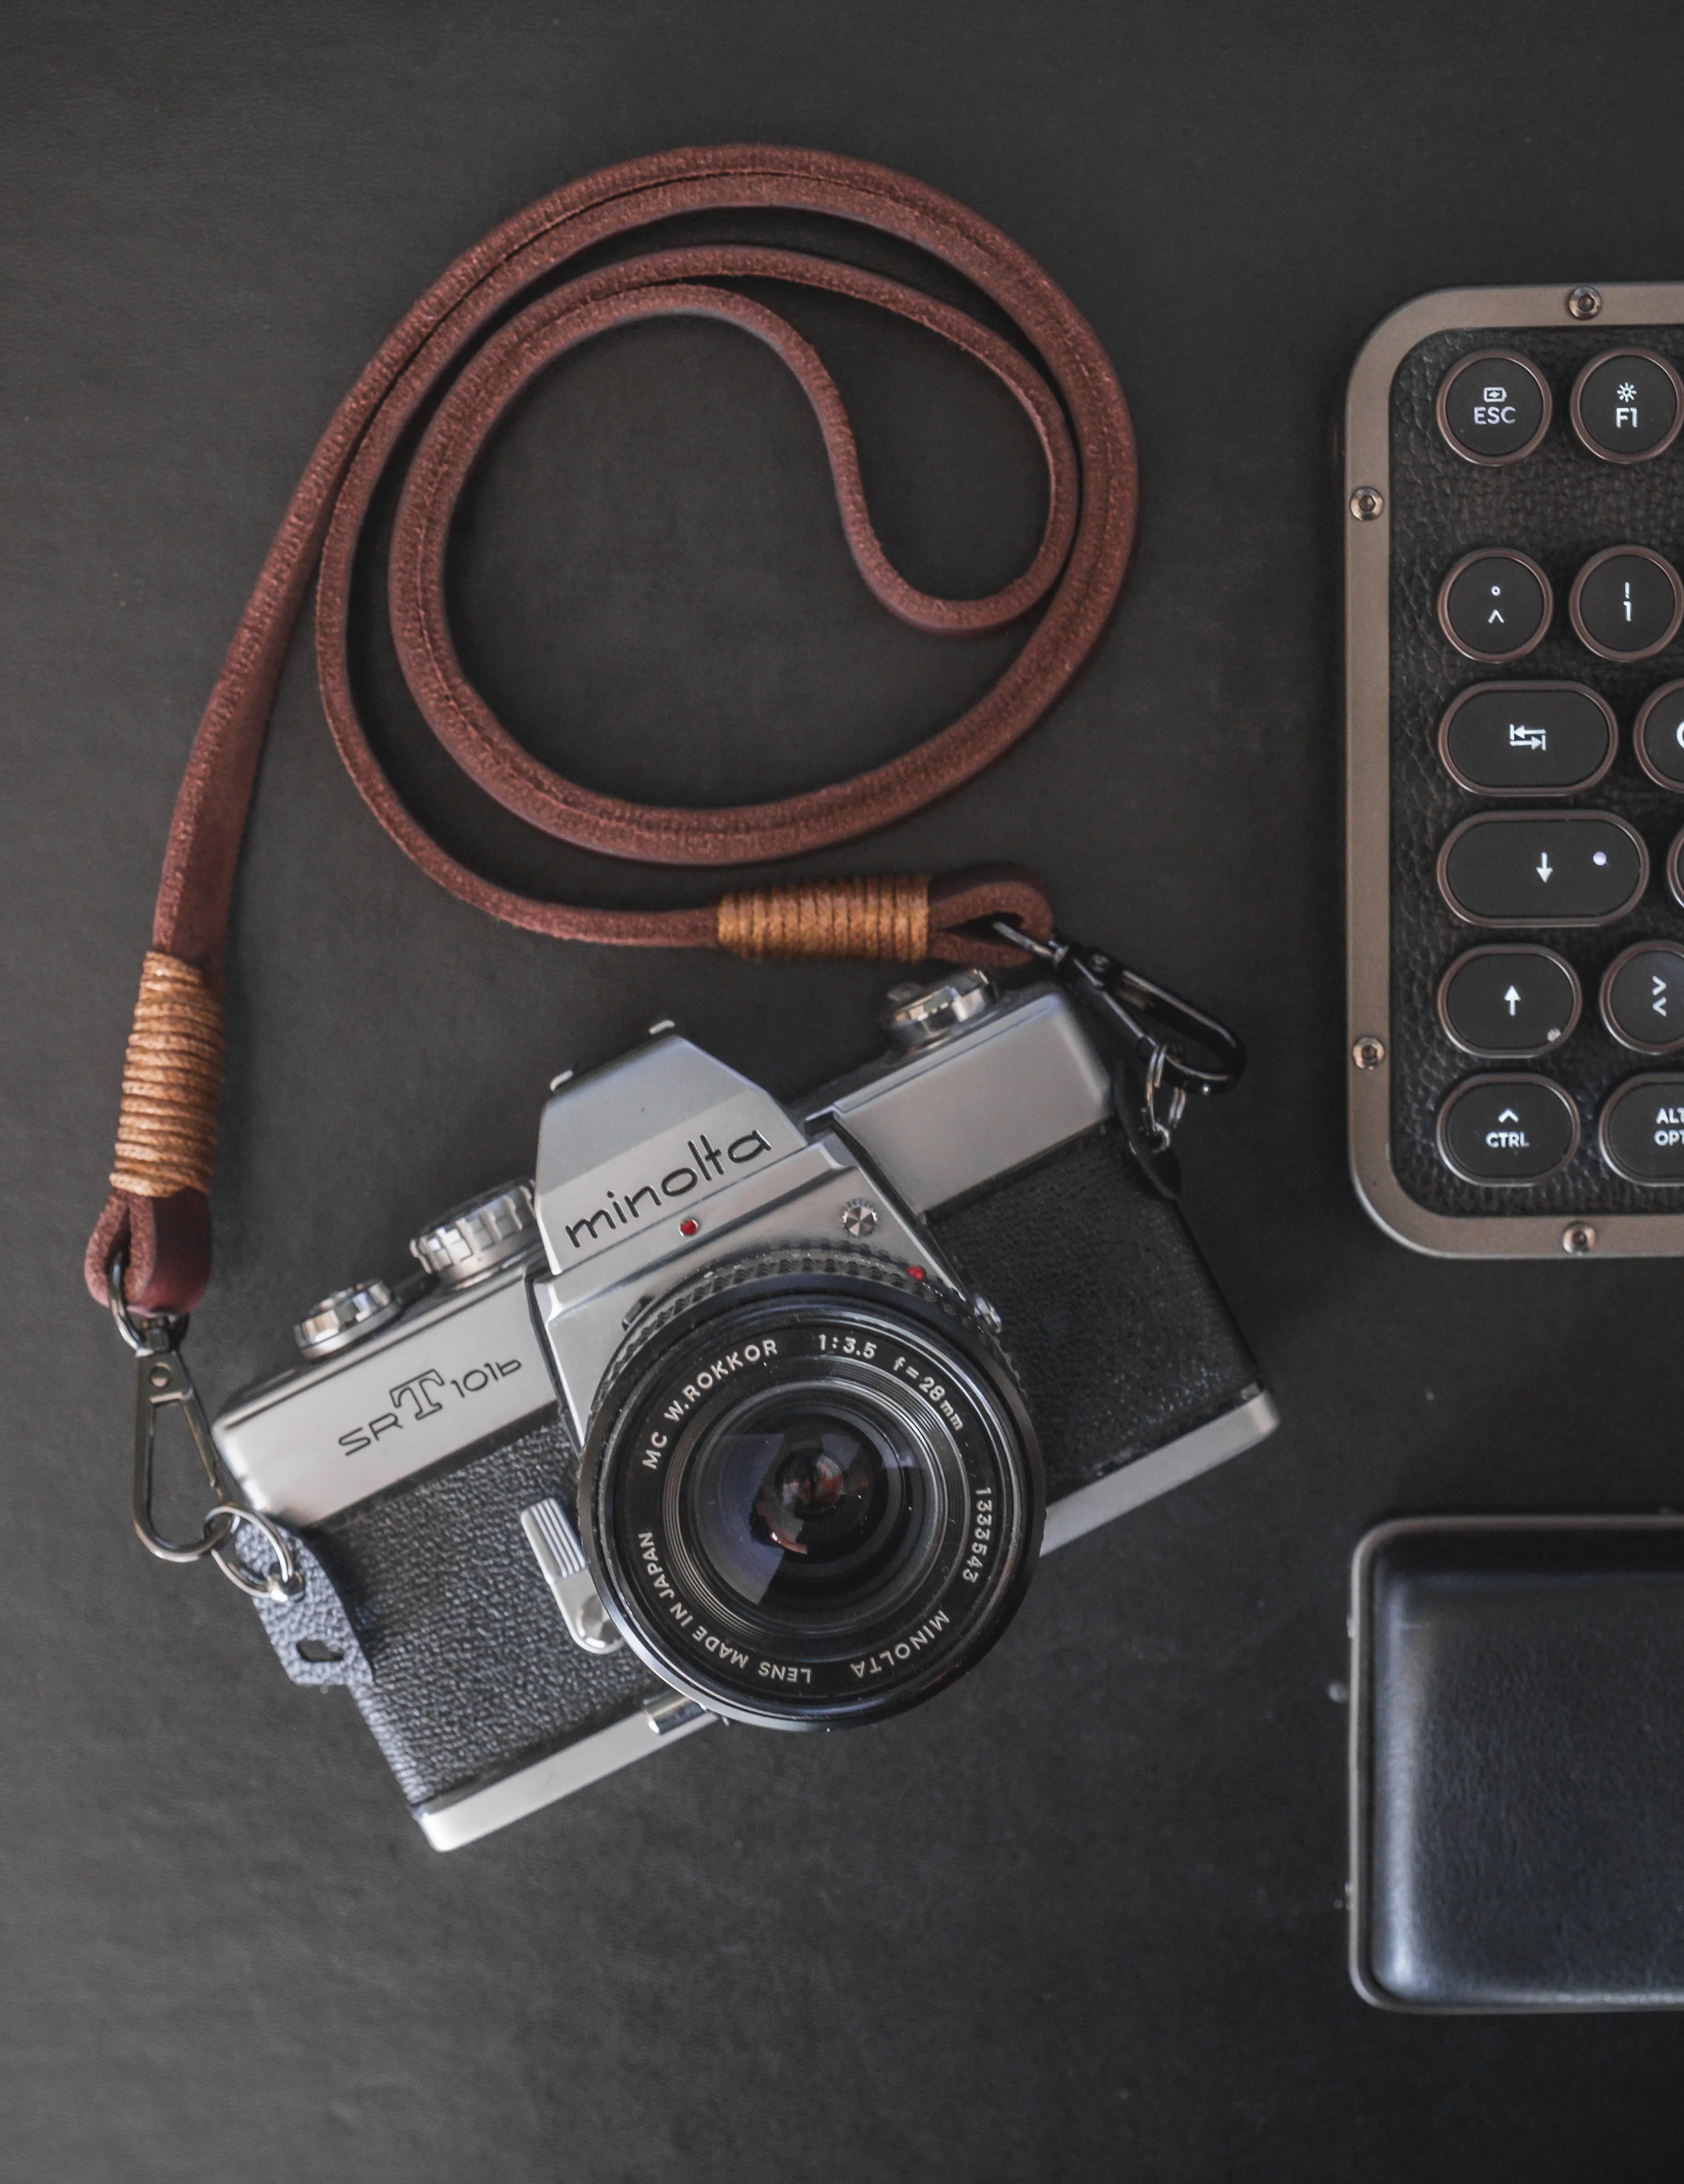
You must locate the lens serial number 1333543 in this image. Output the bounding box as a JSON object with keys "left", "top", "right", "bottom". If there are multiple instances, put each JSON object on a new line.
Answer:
{"left": 961, "top": 1488, "right": 995, "bottom": 1583}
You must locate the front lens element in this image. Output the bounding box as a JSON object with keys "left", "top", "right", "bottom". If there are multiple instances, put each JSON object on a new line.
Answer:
{"left": 687, "top": 1390, "right": 928, "bottom": 1619}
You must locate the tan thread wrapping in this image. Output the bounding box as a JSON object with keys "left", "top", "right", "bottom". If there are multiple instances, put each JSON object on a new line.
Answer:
{"left": 716, "top": 875, "right": 930, "bottom": 962}
{"left": 109, "top": 952, "right": 225, "bottom": 1198}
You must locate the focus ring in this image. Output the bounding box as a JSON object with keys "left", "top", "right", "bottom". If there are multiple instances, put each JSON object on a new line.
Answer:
{"left": 592, "top": 1244, "right": 1010, "bottom": 1432}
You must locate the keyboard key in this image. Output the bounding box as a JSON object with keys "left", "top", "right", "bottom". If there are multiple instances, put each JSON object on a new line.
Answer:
{"left": 1635, "top": 680, "right": 1684, "bottom": 790}
{"left": 1437, "top": 1075, "right": 1580, "bottom": 1185}
{"left": 1569, "top": 348, "right": 1684, "bottom": 463}
{"left": 1438, "top": 682, "right": 1615, "bottom": 795}
{"left": 1599, "top": 1076, "right": 1684, "bottom": 1183}
{"left": 1438, "top": 812, "right": 1648, "bottom": 926}
{"left": 1569, "top": 546, "right": 1684, "bottom": 660}
{"left": 1435, "top": 350, "right": 1551, "bottom": 465}
{"left": 1438, "top": 946, "right": 1581, "bottom": 1058}
{"left": 1602, "top": 942, "right": 1684, "bottom": 1054}
{"left": 1437, "top": 550, "right": 1552, "bottom": 663}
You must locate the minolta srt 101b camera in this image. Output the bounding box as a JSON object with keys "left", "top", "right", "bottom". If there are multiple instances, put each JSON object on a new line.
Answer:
{"left": 213, "top": 970, "right": 1276, "bottom": 1849}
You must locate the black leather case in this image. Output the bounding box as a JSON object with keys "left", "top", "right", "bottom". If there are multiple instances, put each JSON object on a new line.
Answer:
{"left": 1350, "top": 1516, "right": 1684, "bottom": 2011}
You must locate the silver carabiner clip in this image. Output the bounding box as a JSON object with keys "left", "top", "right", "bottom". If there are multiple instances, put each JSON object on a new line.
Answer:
{"left": 1141, "top": 1043, "right": 1188, "bottom": 1151}
{"left": 111, "top": 1254, "right": 301, "bottom": 1600}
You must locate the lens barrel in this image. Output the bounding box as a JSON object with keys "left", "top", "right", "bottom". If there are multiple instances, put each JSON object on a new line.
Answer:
{"left": 578, "top": 1251, "right": 1042, "bottom": 1729}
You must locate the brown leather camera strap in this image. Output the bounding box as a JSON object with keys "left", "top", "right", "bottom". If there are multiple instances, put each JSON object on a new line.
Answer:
{"left": 88, "top": 143, "right": 1137, "bottom": 1314}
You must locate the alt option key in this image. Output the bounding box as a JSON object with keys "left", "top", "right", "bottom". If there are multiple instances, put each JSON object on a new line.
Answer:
{"left": 1437, "top": 1074, "right": 1580, "bottom": 1186}
{"left": 1599, "top": 1076, "right": 1684, "bottom": 1184}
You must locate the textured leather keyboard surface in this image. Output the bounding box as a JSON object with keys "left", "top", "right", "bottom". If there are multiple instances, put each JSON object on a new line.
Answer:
{"left": 1389, "top": 324, "right": 1684, "bottom": 1217}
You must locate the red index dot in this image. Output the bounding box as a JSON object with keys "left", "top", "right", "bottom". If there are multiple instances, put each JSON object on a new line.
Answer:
{"left": 906, "top": 1266, "right": 925, "bottom": 1281}
{"left": 679, "top": 1218, "right": 699, "bottom": 1238}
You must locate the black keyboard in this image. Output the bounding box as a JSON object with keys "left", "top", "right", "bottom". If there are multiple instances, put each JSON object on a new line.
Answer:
{"left": 1346, "top": 284, "right": 1684, "bottom": 1256}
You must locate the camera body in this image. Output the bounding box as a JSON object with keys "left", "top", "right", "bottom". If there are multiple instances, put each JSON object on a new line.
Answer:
{"left": 213, "top": 972, "right": 1274, "bottom": 1849}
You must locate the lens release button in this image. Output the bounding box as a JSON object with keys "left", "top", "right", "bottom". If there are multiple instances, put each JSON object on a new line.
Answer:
{"left": 1599, "top": 1076, "right": 1684, "bottom": 1182}
{"left": 1438, "top": 1076, "right": 1580, "bottom": 1185}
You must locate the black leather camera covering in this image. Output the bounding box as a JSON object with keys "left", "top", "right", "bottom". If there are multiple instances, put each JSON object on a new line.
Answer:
{"left": 931, "top": 1125, "right": 1261, "bottom": 1501}
{"left": 1388, "top": 326, "right": 1684, "bottom": 1217}
{"left": 1352, "top": 1519, "right": 1684, "bottom": 2010}
{"left": 291, "top": 1415, "right": 666, "bottom": 1810}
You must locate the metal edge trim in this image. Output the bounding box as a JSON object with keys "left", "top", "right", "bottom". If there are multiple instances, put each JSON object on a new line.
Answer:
{"left": 414, "top": 1702, "right": 716, "bottom": 1851}
{"left": 1037, "top": 1390, "right": 1279, "bottom": 1555}
{"left": 1346, "top": 281, "right": 1684, "bottom": 1258}
{"left": 1348, "top": 1512, "right": 1684, "bottom": 2013}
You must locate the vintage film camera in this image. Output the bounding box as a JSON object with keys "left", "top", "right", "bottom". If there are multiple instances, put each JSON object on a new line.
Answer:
{"left": 213, "top": 968, "right": 1275, "bottom": 1848}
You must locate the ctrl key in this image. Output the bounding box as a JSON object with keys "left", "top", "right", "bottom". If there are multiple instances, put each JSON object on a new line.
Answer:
{"left": 1598, "top": 1077, "right": 1684, "bottom": 1184}
{"left": 1437, "top": 1075, "right": 1580, "bottom": 1186}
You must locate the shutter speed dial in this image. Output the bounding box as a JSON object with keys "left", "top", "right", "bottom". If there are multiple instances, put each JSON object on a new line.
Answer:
{"left": 410, "top": 1180, "right": 540, "bottom": 1286}
{"left": 291, "top": 1180, "right": 539, "bottom": 1360}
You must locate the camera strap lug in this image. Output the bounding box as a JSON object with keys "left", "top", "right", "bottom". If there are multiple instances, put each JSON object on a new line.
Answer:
{"left": 988, "top": 920, "right": 1247, "bottom": 1200}
{"left": 110, "top": 1252, "right": 303, "bottom": 1602}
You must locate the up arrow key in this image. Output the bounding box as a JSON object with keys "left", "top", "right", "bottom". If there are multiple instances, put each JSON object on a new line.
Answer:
{"left": 1504, "top": 984, "right": 1522, "bottom": 1015}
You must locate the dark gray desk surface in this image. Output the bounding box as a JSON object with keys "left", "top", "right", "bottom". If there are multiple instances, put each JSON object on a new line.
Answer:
{"left": 5, "top": 3, "right": 1682, "bottom": 2176}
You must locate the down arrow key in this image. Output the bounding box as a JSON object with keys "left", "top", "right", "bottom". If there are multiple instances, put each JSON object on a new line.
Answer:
{"left": 1439, "top": 812, "right": 1649, "bottom": 926}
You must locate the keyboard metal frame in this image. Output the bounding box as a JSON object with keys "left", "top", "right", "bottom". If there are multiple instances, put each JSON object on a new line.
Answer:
{"left": 1346, "top": 281, "right": 1684, "bottom": 1257}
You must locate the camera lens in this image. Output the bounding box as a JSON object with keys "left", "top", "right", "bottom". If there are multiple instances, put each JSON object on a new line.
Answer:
{"left": 687, "top": 1392, "right": 929, "bottom": 1620}
{"left": 579, "top": 1252, "right": 1042, "bottom": 1730}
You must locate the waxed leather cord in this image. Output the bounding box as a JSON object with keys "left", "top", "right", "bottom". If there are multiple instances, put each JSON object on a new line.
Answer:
{"left": 87, "top": 144, "right": 1138, "bottom": 1313}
